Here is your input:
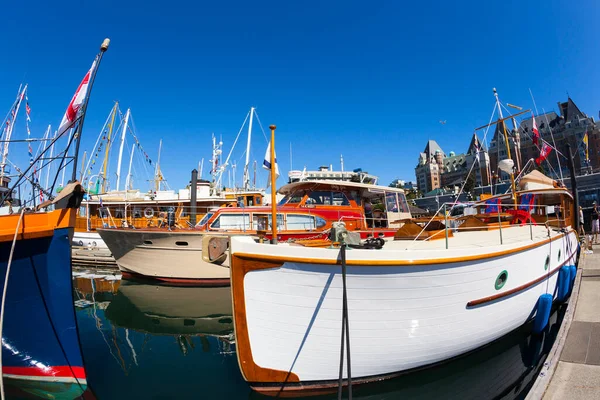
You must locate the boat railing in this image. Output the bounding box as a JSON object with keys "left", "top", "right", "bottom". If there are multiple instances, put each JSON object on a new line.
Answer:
{"left": 403, "top": 201, "right": 569, "bottom": 250}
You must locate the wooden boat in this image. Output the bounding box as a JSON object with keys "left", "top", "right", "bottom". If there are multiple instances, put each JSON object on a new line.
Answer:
{"left": 0, "top": 39, "right": 109, "bottom": 396}
{"left": 228, "top": 94, "right": 581, "bottom": 396}
{"left": 229, "top": 181, "right": 578, "bottom": 395}
{"left": 97, "top": 179, "right": 412, "bottom": 285}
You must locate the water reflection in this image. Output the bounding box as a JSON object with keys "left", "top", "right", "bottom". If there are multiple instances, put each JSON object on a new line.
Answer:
{"left": 72, "top": 271, "right": 567, "bottom": 400}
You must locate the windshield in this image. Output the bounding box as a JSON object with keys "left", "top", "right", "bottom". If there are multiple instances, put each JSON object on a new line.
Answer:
{"left": 198, "top": 212, "right": 213, "bottom": 227}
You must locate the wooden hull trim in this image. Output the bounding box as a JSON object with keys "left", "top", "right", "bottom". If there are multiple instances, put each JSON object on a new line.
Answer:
{"left": 234, "top": 230, "right": 570, "bottom": 267}
{"left": 466, "top": 250, "right": 577, "bottom": 307}
{"left": 121, "top": 271, "right": 230, "bottom": 287}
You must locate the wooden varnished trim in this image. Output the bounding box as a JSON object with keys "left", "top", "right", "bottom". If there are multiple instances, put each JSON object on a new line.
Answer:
{"left": 0, "top": 208, "right": 75, "bottom": 243}
{"left": 230, "top": 255, "right": 300, "bottom": 384}
{"left": 234, "top": 231, "right": 570, "bottom": 267}
{"left": 466, "top": 249, "right": 577, "bottom": 307}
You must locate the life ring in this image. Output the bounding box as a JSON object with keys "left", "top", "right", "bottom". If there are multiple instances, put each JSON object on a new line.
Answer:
{"left": 144, "top": 207, "right": 154, "bottom": 219}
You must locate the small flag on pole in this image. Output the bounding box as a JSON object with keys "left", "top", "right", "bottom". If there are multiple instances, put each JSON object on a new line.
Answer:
{"left": 531, "top": 113, "right": 539, "bottom": 145}
{"left": 262, "top": 141, "right": 280, "bottom": 177}
{"left": 26, "top": 102, "right": 31, "bottom": 122}
{"left": 535, "top": 141, "right": 553, "bottom": 166}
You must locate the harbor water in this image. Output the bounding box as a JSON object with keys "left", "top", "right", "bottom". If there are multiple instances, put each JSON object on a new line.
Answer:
{"left": 63, "top": 267, "right": 569, "bottom": 400}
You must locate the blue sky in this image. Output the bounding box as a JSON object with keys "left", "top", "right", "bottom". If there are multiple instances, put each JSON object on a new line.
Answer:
{"left": 1, "top": 1, "right": 599, "bottom": 192}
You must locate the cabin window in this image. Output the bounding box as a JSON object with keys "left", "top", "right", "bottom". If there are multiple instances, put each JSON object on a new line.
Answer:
{"left": 254, "top": 196, "right": 262, "bottom": 205}
{"left": 198, "top": 212, "right": 213, "bottom": 226}
{"left": 252, "top": 214, "right": 283, "bottom": 230}
{"left": 278, "top": 191, "right": 304, "bottom": 206}
{"left": 210, "top": 214, "right": 250, "bottom": 230}
{"left": 98, "top": 207, "right": 110, "bottom": 218}
{"left": 287, "top": 215, "right": 317, "bottom": 230}
{"left": 397, "top": 193, "right": 410, "bottom": 213}
{"left": 306, "top": 191, "right": 350, "bottom": 206}
{"left": 133, "top": 208, "right": 143, "bottom": 218}
{"left": 315, "top": 216, "right": 327, "bottom": 228}
{"left": 114, "top": 208, "right": 125, "bottom": 219}
{"left": 385, "top": 192, "right": 399, "bottom": 212}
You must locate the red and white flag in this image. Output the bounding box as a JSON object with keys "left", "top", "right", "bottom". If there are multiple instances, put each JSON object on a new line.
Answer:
{"left": 57, "top": 60, "right": 96, "bottom": 136}
{"left": 535, "top": 141, "right": 553, "bottom": 166}
{"left": 531, "top": 113, "right": 539, "bottom": 145}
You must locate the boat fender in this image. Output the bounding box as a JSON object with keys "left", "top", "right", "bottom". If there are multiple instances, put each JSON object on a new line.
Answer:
{"left": 568, "top": 264, "right": 577, "bottom": 293}
{"left": 557, "top": 266, "right": 570, "bottom": 302}
{"left": 144, "top": 207, "right": 154, "bottom": 219}
{"left": 533, "top": 294, "right": 552, "bottom": 334}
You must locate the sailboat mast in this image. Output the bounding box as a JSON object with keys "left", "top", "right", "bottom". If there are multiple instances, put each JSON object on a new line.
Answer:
{"left": 243, "top": 107, "right": 254, "bottom": 191}
{"left": 115, "top": 108, "right": 130, "bottom": 191}
{"left": 155, "top": 139, "right": 162, "bottom": 192}
{"left": 102, "top": 102, "right": 119, "bottom": 192}
{"left": 493, "top": 88, "right": 518, "bottom": 207}
{"left": 126, "top": 142, "right": 135, "bottom": 191}
{"left": 0, "top": 85, "right": 27, "bottom": 182}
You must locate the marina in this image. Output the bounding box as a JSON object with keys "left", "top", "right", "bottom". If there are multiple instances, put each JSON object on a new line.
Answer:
{"left": 69, "top": 267, "right": 568, "bottom": 400}
{"left": 1, "top": 2, "right": 598, "bottom": 399}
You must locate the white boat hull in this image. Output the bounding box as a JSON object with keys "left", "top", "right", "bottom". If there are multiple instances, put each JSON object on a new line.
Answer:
{"left": 230, "top": 227, "right": 578, "bottom": 391}
{"left": 98, "top": 229, "right": 233, "bottom": 284}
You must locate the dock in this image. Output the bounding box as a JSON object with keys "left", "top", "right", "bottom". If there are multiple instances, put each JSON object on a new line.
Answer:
{"left": 71, "top": 246, "right": 117, "bottom": 268}
{"left": 527, "top": 243, "right": 600, "bottom": 399}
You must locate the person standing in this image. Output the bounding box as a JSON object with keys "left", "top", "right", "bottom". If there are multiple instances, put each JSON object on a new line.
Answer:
{"left": 592, "top": 202, "right": 599, "bottom": 244}
{"left": 579, "top": 206, "right": 585, "bottom": 237}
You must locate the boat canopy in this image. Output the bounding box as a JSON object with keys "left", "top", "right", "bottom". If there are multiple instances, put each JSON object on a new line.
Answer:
{"left": 278, "top": 179, "right": 405, "bottom": 195}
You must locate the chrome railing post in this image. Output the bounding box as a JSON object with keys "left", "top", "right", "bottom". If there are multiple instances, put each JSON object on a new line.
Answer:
{"left": 444, "top": 203, "right": 449, "bottom": 249}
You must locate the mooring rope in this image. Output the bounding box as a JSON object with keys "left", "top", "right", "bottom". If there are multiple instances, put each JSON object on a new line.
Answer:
{"left": 0, "top": 208, "right": 25, "bottom": 400}
{"left": 337, "top": 243, "right": 352, "bottom": 400}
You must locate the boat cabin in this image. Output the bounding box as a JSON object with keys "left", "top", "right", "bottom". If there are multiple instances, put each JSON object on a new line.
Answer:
{"left": 197, "top": 180, "right": 411, "bottom": 238}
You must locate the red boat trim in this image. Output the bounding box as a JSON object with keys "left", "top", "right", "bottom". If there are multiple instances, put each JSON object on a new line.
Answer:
{"left": 466, "top": 251, "right": 577, "bottom": 307}
{"left": 121, "top": 271, "right": 230, "bottom": 287}
{"left": 2, "top": 366, "right": 86, "bottom": 380}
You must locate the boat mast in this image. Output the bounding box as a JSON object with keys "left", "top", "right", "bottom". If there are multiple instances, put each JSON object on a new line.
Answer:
{"left": 45, "top": 129, "right": 56, "bottom": 192}
{"left": 243, "top": 107, "right": 254, "bottom": 191}
{"left": 269, "top": 125, "right": 278, "bottom": 244}
{"left": 115, "top": 108, "right": 130, "bottom": 191}
{"left": 101, "top": 102, "right": 119, "bottom": 192}
{"left": 154, "top": 139, "right": 162, "bottom": 192}
{"left": 493, "top": 88, "right": 518, "bottom": 207}
{"left": 126, "top": 142, "right": 135, "bottom": 191}
{"left": 0, "top": 85, "right": 27, "bottom": 182}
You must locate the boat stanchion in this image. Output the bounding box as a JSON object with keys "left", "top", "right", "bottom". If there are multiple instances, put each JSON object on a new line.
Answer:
{"left": 533, "top": 294, "right": 553, "bottom": 334}
{"left": 190, "top": 168, "right": 198, "bottom": 226}
{"left": 557, "top": 266, "right": 570, "bottom": 302}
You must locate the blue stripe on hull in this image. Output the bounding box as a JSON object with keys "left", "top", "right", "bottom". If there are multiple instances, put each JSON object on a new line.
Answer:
{"left": 0, "top": 227, "right": 86, "bottom": 389}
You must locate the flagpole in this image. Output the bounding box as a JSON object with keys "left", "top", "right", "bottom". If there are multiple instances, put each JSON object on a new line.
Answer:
{"left": 71, "top": 38, "right": 111, "bottom": 182}
{"left": 269, "top": 125, "right": 278, "bottom": 244}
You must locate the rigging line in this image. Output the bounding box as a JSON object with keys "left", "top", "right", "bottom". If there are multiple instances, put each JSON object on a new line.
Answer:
{"left": 541, "top": 107, "right": 564, "bottom": 182}
{"left": 83, "top": 110, "right": 113, "bottom": 181}
{"left": 253, "top": 111, "right": 270, "bottom": 143}
{"left": 0, "top": 208, "right": 25, "bottom": 400}
{"left": 529, "top": 88, "right": 541, "bottom": 117}
{"left": 221, "top": 111, "right": 250, "bottom": 172}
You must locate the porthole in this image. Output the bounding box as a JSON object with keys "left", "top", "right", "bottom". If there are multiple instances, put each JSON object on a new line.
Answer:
{"left": 495, "top": 270, "right": 508, "bottom": 290}
{"left": 175, "top": 241, "right": 189, "bottom": 246}
{"left": 558, "top": 249, "right": 562, "bottom": 262}
{"left": 544, "top": 255, "right": 550, "bottom": 271}
{"left": 143, "top": 240, "right": 153, "bottom": 245}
